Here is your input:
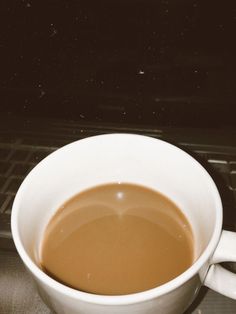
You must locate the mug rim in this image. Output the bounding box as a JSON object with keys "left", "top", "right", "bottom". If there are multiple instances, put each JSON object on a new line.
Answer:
{"left": 11, "top": 133, "right": 223, "bottom": 306}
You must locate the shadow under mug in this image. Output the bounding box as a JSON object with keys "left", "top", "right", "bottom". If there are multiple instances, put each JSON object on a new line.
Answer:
{"left": 11, "top": 134, "right": 236, "bottom": 314}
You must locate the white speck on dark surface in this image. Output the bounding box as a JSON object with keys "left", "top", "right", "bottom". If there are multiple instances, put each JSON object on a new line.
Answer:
{"left": 39, "top": 90, "right": 46, "bottom": 98}
{"left": 138, "top": 70, "right": 145, "bottom": 75}
{"left": 50, "top": 24, "right": 58, "bottom": 37}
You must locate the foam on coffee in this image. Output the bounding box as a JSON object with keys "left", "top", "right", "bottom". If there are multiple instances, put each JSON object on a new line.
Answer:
{"left": 40, "top": 183, "right": 193, "bottom": 295}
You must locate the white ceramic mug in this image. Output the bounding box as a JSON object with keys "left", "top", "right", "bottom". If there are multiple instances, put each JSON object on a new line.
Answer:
{"left": 11, "top": 134, "right": 236, "bottom": 314}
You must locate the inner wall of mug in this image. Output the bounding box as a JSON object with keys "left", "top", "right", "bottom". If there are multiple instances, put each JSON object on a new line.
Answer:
{"left": 15, "top": 134, "right": 219, "bottom": 268}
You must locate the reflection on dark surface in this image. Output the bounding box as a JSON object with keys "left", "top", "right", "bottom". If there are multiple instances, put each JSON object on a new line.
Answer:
{"left": 0, "top": 1, "right": 236, "bottom": 127}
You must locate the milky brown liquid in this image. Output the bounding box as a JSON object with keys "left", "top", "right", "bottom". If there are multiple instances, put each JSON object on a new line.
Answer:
{"left": 40, "top": 183, "right": 193, "bottom": 295}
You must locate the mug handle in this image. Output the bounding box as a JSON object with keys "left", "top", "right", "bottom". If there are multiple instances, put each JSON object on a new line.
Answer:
{"left": 204, "top": 230, "right": 236, "bottom": 299}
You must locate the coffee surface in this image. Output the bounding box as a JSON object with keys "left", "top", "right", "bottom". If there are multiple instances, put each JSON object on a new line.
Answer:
{"left": 40, "top": 183, "right": 193, "bottom": 295}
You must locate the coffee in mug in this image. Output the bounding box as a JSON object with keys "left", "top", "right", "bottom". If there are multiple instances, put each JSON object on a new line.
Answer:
{"left": 40, "top": 183, "right": 194, "bottom": 295}
{"left": 11, "top": 134, "right": 236, "bottom": 314}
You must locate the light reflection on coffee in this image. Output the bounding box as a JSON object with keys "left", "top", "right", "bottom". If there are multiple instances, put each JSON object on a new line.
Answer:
{"left": 40, "top": 183, "right": 193, "bottom": 295}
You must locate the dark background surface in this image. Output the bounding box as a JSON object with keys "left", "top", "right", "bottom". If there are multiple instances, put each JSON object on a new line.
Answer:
{"left": 0, "top": 0, "right": 236, "bottom": 128}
